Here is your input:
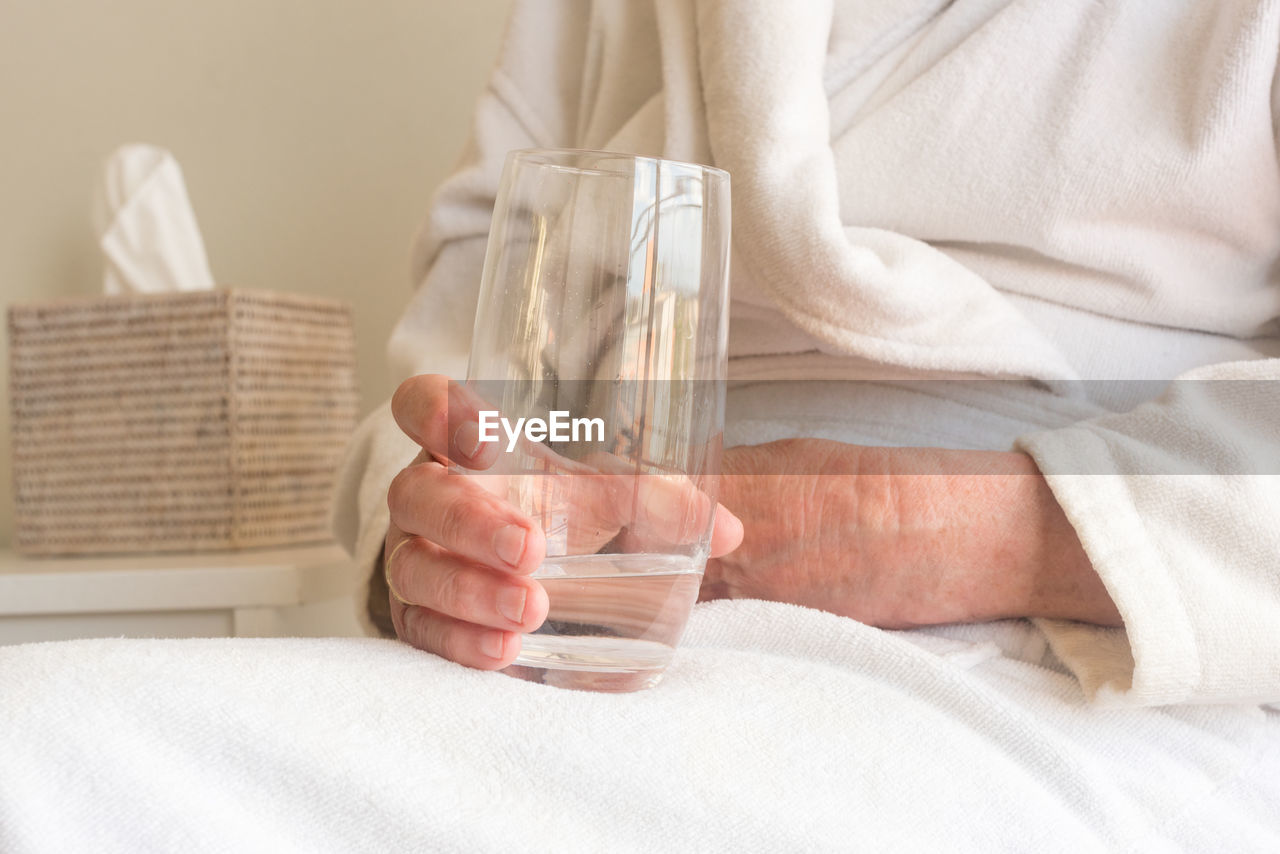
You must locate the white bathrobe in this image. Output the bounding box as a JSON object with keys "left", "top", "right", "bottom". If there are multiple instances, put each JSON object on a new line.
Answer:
{"left": 334, "top": 0, "right": 1280, "bottom": 710}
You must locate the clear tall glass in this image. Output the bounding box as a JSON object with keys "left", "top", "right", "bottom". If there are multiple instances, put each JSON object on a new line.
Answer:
{"left": 459, "top": 149, "right": 730, "bottom": 692}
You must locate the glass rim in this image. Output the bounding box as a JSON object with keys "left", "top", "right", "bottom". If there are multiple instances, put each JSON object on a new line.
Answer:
{"left": 508, "top": 147, "right": 730, "bottom": 183}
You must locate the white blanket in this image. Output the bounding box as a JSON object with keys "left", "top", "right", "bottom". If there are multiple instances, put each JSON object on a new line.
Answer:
{"left": 3, "top": 601, "right": 1277, "bottom": 852}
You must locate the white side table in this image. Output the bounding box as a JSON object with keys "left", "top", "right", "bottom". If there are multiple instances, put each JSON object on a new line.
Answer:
{"left": 0, "top": 544, "right": 364, "bottom": 645}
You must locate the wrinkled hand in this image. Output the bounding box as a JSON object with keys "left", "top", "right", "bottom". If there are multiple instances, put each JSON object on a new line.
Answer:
{"left": 702, "top": 439, "right": 1123, "bottom": 629}
{"left": 383, "top": 374, "right": 744, "bottom": 670}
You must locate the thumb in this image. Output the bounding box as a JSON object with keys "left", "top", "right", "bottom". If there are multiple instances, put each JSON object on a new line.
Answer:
{"left": 708, "top": 503, "right": 744, "bottom": 558}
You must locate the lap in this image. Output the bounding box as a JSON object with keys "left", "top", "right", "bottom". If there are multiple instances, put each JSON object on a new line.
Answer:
{"left": 1, "top": 601, "right": 1275, "bottom": 852}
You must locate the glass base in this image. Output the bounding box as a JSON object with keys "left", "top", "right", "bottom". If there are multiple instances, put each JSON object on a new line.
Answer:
{"left": 501, "top": 634, "right": 672, "bottom": 692}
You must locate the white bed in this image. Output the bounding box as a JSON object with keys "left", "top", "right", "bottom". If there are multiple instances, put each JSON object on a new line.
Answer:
{"left": 3, "top": 599, "right": 1277, "bottom": 852}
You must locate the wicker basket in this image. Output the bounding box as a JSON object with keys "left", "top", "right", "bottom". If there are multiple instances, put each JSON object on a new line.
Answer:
{"left": 8, "top": 289, "right": 359, "bottom": 555}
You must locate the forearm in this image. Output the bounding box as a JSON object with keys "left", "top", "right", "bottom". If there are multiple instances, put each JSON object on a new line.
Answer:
{"left": 709, "top": 439, "right": 1122, "bottom": 630}
{"left": 924, "top": 448, "right": 1123, "bottom": 627}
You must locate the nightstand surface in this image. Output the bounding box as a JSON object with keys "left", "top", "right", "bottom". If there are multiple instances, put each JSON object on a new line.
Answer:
{"left": 0, "top": 544, "right": 359, "bottom": 643}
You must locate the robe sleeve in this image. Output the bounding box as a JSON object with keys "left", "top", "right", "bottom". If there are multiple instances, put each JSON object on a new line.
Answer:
{"left": 1017, "top": 358, "right": 1280, "bottom": 707}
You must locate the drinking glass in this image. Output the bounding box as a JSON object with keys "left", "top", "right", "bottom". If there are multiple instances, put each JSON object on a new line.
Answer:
{"left": 458, "top": 148, "right": 730, "bottom": 692}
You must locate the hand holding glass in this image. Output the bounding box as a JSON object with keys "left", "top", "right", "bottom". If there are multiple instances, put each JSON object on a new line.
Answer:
{"left": 455, "top": 149, "right": 732, "bottom": 691}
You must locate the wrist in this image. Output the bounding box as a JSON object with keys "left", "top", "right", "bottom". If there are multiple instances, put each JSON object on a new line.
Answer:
{"left": 1017, "top": 461, "right": 1123, "bottom": 626}
{"left": 870, "top": 447, "right": 1122, "bottom": 628}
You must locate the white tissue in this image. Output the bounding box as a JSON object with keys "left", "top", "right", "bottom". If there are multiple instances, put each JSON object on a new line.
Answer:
{"left": 94, "top": 144, "right": 215, "bottom": 295}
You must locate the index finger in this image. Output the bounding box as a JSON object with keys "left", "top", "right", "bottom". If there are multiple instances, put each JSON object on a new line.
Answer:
{"left": 391, "top": 374, "right": 498, "bottom": 470}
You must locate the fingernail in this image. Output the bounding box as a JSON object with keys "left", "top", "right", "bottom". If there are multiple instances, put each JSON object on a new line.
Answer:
{"left": 496, "top": 586, "right": 527, "bottom": 625}
{"left": 480, "top": 630, "right": 506, "bottom": 660}
{"left": 453, "top": 420, "right": 481, "bottom": 459}
{"left": 493, "top": 524, "right": 527, "bottom": 567}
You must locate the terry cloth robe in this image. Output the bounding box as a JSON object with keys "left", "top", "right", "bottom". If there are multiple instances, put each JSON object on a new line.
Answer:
{"left": 333, "top": 0, "right": 1280, "bottom": 708}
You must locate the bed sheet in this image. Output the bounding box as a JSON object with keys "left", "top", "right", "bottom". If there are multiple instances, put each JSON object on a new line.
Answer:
{"left": 2, "top": 599, "right": 1277, "bottom": 852}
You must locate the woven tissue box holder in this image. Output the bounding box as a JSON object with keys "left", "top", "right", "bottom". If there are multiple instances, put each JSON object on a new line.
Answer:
{"left": 8, "top": 289, "right": 359, "bottom": 555}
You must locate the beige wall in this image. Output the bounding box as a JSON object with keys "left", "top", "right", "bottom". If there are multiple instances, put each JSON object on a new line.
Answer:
{"left": 0, "top": 0, "right": 515, "bottom": 547}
